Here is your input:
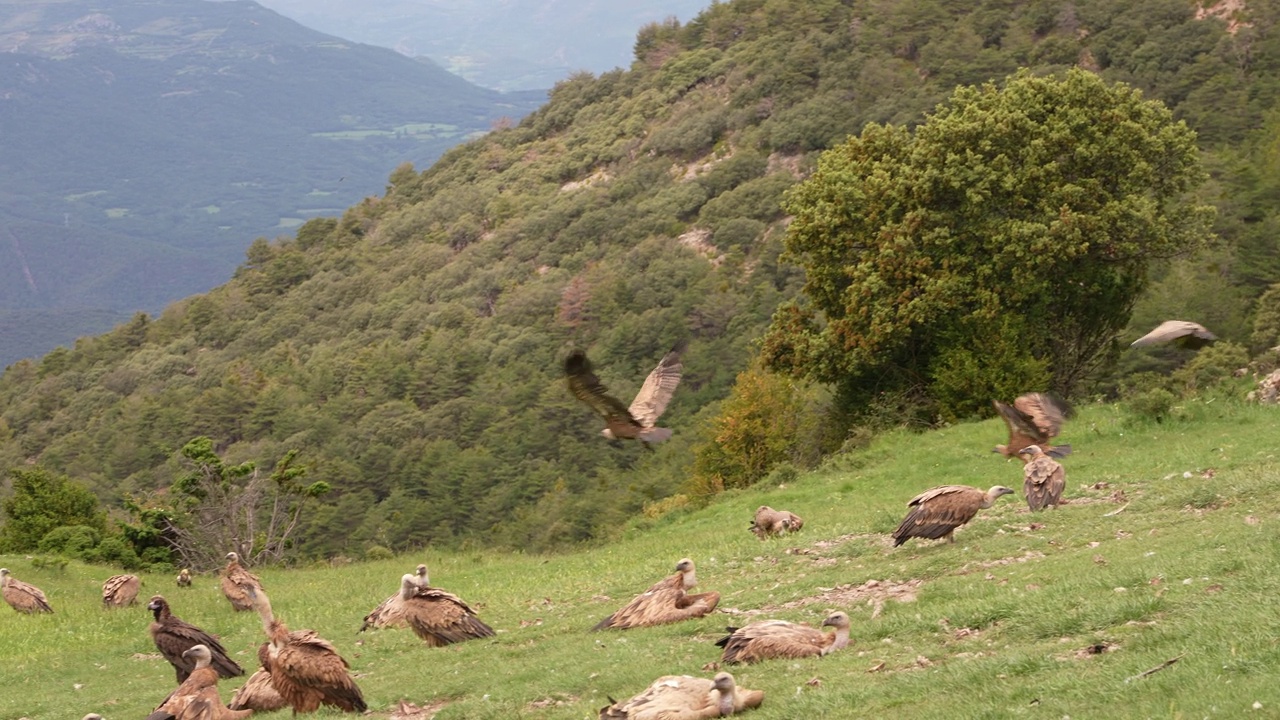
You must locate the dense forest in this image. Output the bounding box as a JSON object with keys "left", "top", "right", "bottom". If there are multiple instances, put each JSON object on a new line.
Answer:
{"left": 3, "top": 0, "right": 1280, "bottom": 565}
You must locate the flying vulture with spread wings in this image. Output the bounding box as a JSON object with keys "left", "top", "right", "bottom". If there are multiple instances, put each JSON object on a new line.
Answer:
{"left": 1131, "top": 320, "right": 1217, "bottom": 349}
{"left": 892, "top": 485, "right": 1015, "bottom": 546}
{"left": 993, "top": 392, "right": 1072, "bottom": 461}
{"left": 566, "top": 341, "right": 686, "bottom": 446}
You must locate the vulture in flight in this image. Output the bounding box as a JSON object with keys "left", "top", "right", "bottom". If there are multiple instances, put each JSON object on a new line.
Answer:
{"left": 359, "top": 563, "right": 429, "bottom": 631}
{"left": 102, "top": 574, "right": 141, "bottom": 608}
{"left": 228, "top": 666, "right": 289, "bottom": 713}
{"left": 251, "top": 587, "right": 367, "bottom": 714}
{"left": 749, "top": 505, "right": 804, "bottom": 539}
{"left": 1131, "top": 320, "right": 1217, "bottom": 349}
{"left": 598, "top": 671, "right": 764, "bottom": 720}
{"left": 0, "top": 568, "right": 52, "bottom": 613}
{"left": 177, "top": 568, "right": 192, "bottom": 588}
{"left": 145, "top": 644, "right": 251, "bottom": 720}
{"left": 993, "top": 392, "right": 1072, "bottom": 461}
{"left": 593, "top": 558, "right": 719, "bottom": 631}
{"left": 1019, "top": 445, "right": 1066, "bottom": 511}
{"left": 394, "top": 571, "right": 495, "bottom": 647}
{"left": 716, "top": 610, "right": 851, "bottom": 664}
{"left": 220, "top": 552, "right": 264, "bottom": 612}
{"left": 892, "top": 485, "right": 1015, "bottom": 547}
{"left": 148, "top": 595, "right": 245, "bottom": 684}
{"left": 566, "top": 340, "right": 686, "bottom": 446}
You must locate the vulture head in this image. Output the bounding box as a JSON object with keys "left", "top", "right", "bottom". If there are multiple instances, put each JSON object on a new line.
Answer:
{"left": 1016, "top": 445, "right": 1043, "bottom": 458}
{"left": 415, "top": 564, "right": 429, "bottom": 584}
{"left": 226, "top": 551, "right": 242, "bottom": 563}
{"left": 711, "top": 672, "right": 738, "bottom": 715}
{"left": 147, "top": 595, "right": 168, "bottom": 615}
{"left": 821, "top": 611, "right": 851, "bottom": 629}
{"left": 0, "top": 568, "right": 9, "bottom": 585}
{"left": 985, "top": 486, "right": 1016, "bottom": 506}
{"left": 675, "top": 558, "right": 697, "bottom": 588}
{"left": 182, "top": 643, "right": 214, "bottom": 669}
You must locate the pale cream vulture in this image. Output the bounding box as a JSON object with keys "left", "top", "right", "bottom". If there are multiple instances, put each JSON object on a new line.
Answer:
{"left": 148, "top": 595, "right": 245, "bottom": 683}
{"left": 593, "top": 558, "right": 719, "bottom": 631}
{"left": 177, "top": 568, "right": 193, "bottom": 588}
{"left": 1131, "top": 320, "right": 1217, "bottom": 349}
{"left": 102, "top": 573, "right": 141, "bottom": 608}
{"left": 716, "top": 610, "right": 851, "bottom": 664}
{"left": 228, "top": 666, "right": 288, "bottom": 713}
{"left": 892, "top": 485, "right": 1014, "bottom": 546}
{"left": 251, "top": 587, "right": 367, "bottom": 713}
{"left": 394, "top": 572, "right": 496, "bottom": 647}
{"left": 566, "top": 340, "right": 686, "bottom": 445}
{"left": 993, "top": 392, "right": 1071, "bottom": 461}
{"left": 0, "top": 568, "right": 52, "bottom": 613}
{"left": 1019, "top": 445, "right": 1066, "bottom": 511}
{"left": 359, "top": 563, "right": 429, "bottom": 632}
{"left": 220, "top": 552, "right": 264, "bottom": 612}
{"left": 599, "top": 671, "right": 764, "bottom": 719}
{"left": 749, "top": 506, "right": 803, "bottom": 539}
{"left": 144, "top": 644, "right": 251, "bottom": 720}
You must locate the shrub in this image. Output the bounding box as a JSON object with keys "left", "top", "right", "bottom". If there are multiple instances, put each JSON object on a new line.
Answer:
{"left": 365, "top": 545, "right": 394, "bottom": 561}
{"left": 38, "top": 525, "right": 102, "bottom": 556}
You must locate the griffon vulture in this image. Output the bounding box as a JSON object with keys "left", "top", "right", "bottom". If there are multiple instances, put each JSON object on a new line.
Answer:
{"left": 993, "top": 393, "right": 1072, "bottom": 461}
{"left": 148, "top": 595, "right": 245, "bottom": 684}
{"left": 145, "top": 644, "right": 251, "bottom": 720}
{"left": 749, "top": 506, "right": 803, "bottom": 539}
{"left": 566, "top": 340, "right": 686, "bottom": 445}
{"left": 1019, "top": 445, "right": 1066, "bottom": 511}
{"left": 251, "top": 588, "right": 367, "bottom": 714}
{"left": 228, "top": 666, "right": 289, "bottom": 713}
{"left": 102, "top": 574, "right": 141, "bottom": 608}
{"left": 359, "top": 563, "right": 429, "bottom": 632}
{"left": 593, "top": 558, "right": 719, "bottom": 631}
{"left": 716, "top": 611, "right": 851, "bottom": 664}
{"left": 177, "top": 568, "right": 192, "bottom": 588}
{"left": 599, "top": 671, "right": 764, "bottom": 720}
{"left": 220, "top": 552, "right": 264, "bottom": 612}
{"left": 0, "top": 568, "right": 52, "bottom": 613}
{"left": 1131, "top": 320, "right": 1217, "bottom": 349}
{"left": 892, "top": 485, "right": 1015, "bottom": 546}
{"left": 395, "top": 572, "right": 496, "bottom": 647}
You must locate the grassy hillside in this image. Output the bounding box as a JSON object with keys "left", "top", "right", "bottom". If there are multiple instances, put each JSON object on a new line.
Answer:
{"left": 4, "top": 398, "right": 1278, "bottom": 718}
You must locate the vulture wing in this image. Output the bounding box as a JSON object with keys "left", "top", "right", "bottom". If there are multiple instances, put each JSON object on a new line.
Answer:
{"left": 719, "top": 620, "right": 826, "bottom": 664}
{"left": 593, "top": 574, "right": 717, "bottom": 630}
{"left": 1024, "top": 455, "right": 1066, "bottom": 511}
{"left": 271, "top": 630, "right": 367, "bottom": 713}
{"left": 1131, "top": 320, "right": 1217, "bottom": 349}
{"left": 565, "top": 351, "right": 644, "bottom": 438}
{"left": 3, "top": 578, "right": 53, "bottom": 614}
{"left": 403, "top": 587, "right": 496, "bottom": 647}
{"left": 892, "top": 485, "right": 985, "bottom": 546}
{"left": 152, "top": 618, "right": 244, "bottom": 682}
{"left": 102, "top": 574, "right": 141, "bottom": 608}
{"left": 627, "top": 340, "right": 686, "bottom": 428}
{"left": 228, "top": 668, "right": 289, "bottom": 712}
{"left": 599, "top": 675, "right": 715, "bottom": 720}
{"left": 358, "top": 592, "right": 406, "bottom": 632}
{"left": 220, "top": 563, "right": 262, "bottom": 612}
{"left": 1012, "top": 393, "right": 1069, "bottom": 439}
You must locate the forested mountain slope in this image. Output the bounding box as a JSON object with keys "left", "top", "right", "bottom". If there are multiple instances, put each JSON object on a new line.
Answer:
{"left": 2, "top": 0, "right": 1279, "bottom": 558}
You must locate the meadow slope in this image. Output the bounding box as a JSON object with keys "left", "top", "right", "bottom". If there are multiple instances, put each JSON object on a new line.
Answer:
{"left": 2, "top": 399, "right": 1279, "bottom": 719}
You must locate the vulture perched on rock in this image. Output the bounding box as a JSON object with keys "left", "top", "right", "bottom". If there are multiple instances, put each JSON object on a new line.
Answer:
{"left": 177, "top": 568, "right": 192, "bottom": 588}
{"left": 148, "top": 595, "right": 245, "bottom": 684}
{"left": 145, "top": 644, "right": 251, "bottom": 720}
{"left": 228, "top": 666, "right": 289, "bottom": 713}
{"left": 892, "top": 485, "right": 1015, "bottom": 547}
{"left": 749, "top": 506, "right": 803, "bottom": 539}
{"left": 599, "top": 671, "right": 764, "bottom": 720}
{"left": 220, "top": 552, "right": 264, "bottom": 612}
{"left": 1131, "top": 320, "right": 1217, "bottom": 349}
{"left": 359, "top": 563, "right": 429, "bottom": 631}
{"left": 0, "top": 568, "right": 52, "bottom": 613}
{"left": 1019, "top": 445, "right": 1066, "bottom": 511}
{"left": 716, "top": 611, "right": 851, "bottom": 664}
{"left": 102, "top": 574, "right": 141, "bottom": 608}
{"left": 993, "top": 393, "right": 1072, "bottom": 461}
{"left": 566, "top": 340, "right": 686, "bottom": 446}
{"left": 593, "top": 558, "right": 719, "bottom": 631}
{"left": 394, "top": 572, "right": 495, "bottom": 646}
{"left": 251, "top": 588, "right": 367, "bottom": 714}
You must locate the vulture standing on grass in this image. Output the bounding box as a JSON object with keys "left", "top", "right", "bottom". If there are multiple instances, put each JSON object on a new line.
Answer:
{"left": 593, "top": 558, "right": 719, "bottom": 630}
{"left": 993, "top": 392, "right": 1072, "bottom": 460}
{"left": 394, "top": 572, "right": 496, "bottom": 647}
{"left": 102, "top": 573, "right": 141, "bottom": 608}
{"left": 251, "top": 588, "right": 367, "bottom": 714}
{"left": 359, "top": 563, "right": 429, "bottom": 631}
{"left": 220, "top": 552, "right": 264, "bottom": 612}
{"left": 177, "top": 568, "right": 193, "bottom": 588}
{"left": 599, "top": 671, "right": 764, "bottom": 720}
{"left": 749, "top": 506, "right": 804, "bottom": 539}
{"left": 566, "top": 340, "right": 686, "bottom": 446}
{"left": 1131, "top": 320, "right": 1217, "bottom": 349}
{"left": 228, "top": 665, "right": 289, "bottom": 713}
{"left": 148, "top": 595, "right": 245, "bottom": 684}
{"left": 144, "top": 644, "right": 251, "bottom": 720}
{"left": 716, "top": 610, "right": 851, "bottom": 664}
{"left": 1019, "top": 445, "right": 1066, "bottom": 511}
{"left": 0, "top": 568, "right": 52, "bottom": 613}
{"left": 892, "top": 485, "right": 1015, "bottom": 547}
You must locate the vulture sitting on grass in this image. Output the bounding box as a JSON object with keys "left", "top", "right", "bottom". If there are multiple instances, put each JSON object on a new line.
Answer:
{"left": 393, "top": 571, "right": 496, "bottom": 647}
{"left": 1131, "top": 320, "right": 1217, "bottom": 349}
{"left": 359, "top": 563, "right": 429, "bottom": 631}
{"left": 145, "top": 644, "right": 250, "bottom": 720}
{"left": 749, "top": 506, "right": 804, "bottom": 539}
{"left": 102, "top": 573, "right": 141, "bottom": 608}
{"left": 220, "top": 552, "right": 264, "bottom": 612}
{"left": 177, "top": 568, "right": 192, "bottom": 588}
{"left": 251, "top": 587, "right": 367, "bottom": 714}
{"left": 565, "top": 340, "right": 686, "bottom": 446}
{"left": 228, "top": 665, "right": 289, "bottom": 713}
{"left": 993, "top": 392, "right": 1072, "bottom": 461}
{"left": 0, "top": 568, "right": 52, "bottom": 613}
{"left": 593, "top": 558, "right": 719, "bottom": 631}
{"left": 599, "top": 671, "right": 764, "bottom": 719}
{"left": 148, "top": 595, "right": 245, "bottom": 684}
{"left": 1019, "top": 445, "right": 1066, "bottom": 511}
{"left": 892, "top": 485, "right": 1015, "bottom": 547}
{"left": 716, "top": 611, "right": 851, "bottom": 664}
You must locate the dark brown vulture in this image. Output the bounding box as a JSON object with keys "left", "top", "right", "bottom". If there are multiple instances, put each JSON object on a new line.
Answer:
{"left": 593, "top": 558, "right": 719, "bottom": 631}
{"left": 892, "top": 485, "right": 1015, "bottom": 547}
{"left": 102, "top": 574, "right": 141, "bottom": 608}
{"left": 1019, "top": 445, "right": 1066, "bottom": 511}
{"left": 395, "top": 572, "right": 496, "bottom": 647}
{"left": 993, "top": 392, "right": 1072, "bottom": 460}
{"left": 566, "top": 340, "right": 686, "bottom": 446}
{"left": 228, "top": 666, "right": 288, "bottom": 713}
{"left": 251, "top": 588, "right": 367, "bottom": 714}
{"left": 749, "top": 506, "right": 804, "bottom": 539}
{"left": 359, "top": 563, "right": 429, "bottom": 632}
{"left": 220, "top": 552, "right": 264, "bottom": 612}
{"left": 716, "top": 610, "right": 851, "bottom": 664}
{"left": 598, "top": 671, "right": 764, "bottom": 720}
{"left": 145, "top": 644, "right": 251, "bottom": 720}
{"left": 1131, "top": 320, "right": 1217, "bottom": 349}
{"left": 0, "top": 568, "right": 52, "bottom": 613}
{"left": 148, "top": 595, "right": 245, "bottom": 684}
{"left": 177, "top": 568, "right": 193, "bottom": 588}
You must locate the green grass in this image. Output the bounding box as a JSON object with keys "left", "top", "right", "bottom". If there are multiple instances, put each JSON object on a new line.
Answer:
{"left": 4, "top": 398, "right": 1280, "bottom": 718}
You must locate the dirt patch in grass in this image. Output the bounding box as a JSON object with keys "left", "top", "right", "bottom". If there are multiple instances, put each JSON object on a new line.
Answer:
{"left": 526, "top": 694, "right": 581, "bottom": 711}
{"left": 954, "top": 550, "right": 1046, "bottom": 575}
{"left": 386, "top": 698, "right": 450, "bottom": 719}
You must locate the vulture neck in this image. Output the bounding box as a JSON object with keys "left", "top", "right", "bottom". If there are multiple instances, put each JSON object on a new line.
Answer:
{"left": 822, "top": 626, "right": 851, "bottom": 655}
{"left": 680, "top": 569, "right": 697, "bottom": 590}
{"left": 151, "top": 602, "right": 170, "bottom": 622}
{"left": 715, "top": 686, "right": 735, "bottom": 716}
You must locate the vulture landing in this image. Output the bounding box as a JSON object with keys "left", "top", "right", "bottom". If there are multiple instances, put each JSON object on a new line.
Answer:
{"left": 144, "top": 644, "right": 250, "bottom": 720}
{"left": 593, "top": 558, "right": 719, "bottom": 631}
{"left": 359, "top": 563, "right": 429, "bottom": 632}
{"left": 102, "top": 573, "right": 141, "bottom": 608}
{"left": 0, "top": 568, "right": 52, "bottom": 613}
{"left": 566, "top": 340, "right": 686, "bottom": 445}
{"left": 220, "top": 552, "right": 264, "bottom": 612}
{"left": 396, "top": 572, "right": 495, "bottom": 647}
{"left": 598, "top": 671, "right": 764, "bottom": 720}
{"left": 749, "top": 506, "right": 804, "bottom": 539}
{"left": 148, "top": 595, "right": 245, "bottom": 684}
{"left": 1019, "top": 445, "right": 1066, "bottom": 511}
{"left": 892, "top": 485, "right": 1014, "bottom": 547}
{"left": 251, "top": 588, "right": 367, "bottom": 714}
{"left": 1131, "top": 320, "right": 1217, "bottom": 349}
{"left": 716, "top": 611, "right": 851, "bottom": 664}
{"left": 993, "top": 392, "right": 1072, "bottom": 461}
